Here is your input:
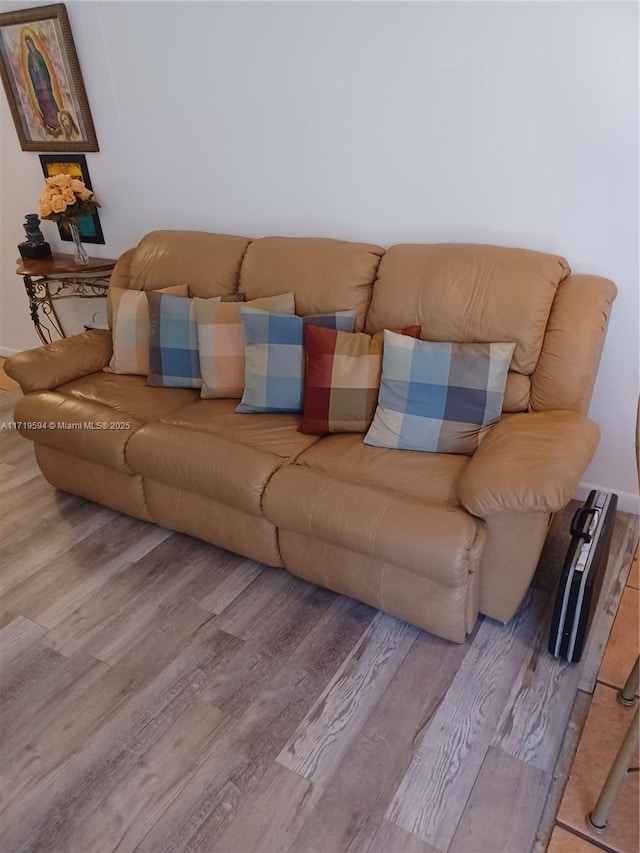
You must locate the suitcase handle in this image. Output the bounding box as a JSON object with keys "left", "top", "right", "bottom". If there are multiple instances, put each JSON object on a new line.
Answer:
{"left": 570, "top": 507, "right": 597, "bottom": 542}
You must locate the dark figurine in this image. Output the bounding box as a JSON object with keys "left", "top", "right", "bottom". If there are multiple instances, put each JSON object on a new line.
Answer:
{"left": 19, "top": 213, "right": 52, "bottom": 260}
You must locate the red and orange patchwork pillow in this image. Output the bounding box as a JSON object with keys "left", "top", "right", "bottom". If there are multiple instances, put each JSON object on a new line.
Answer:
{"left": 300, "top": 325, "right": 421, "bottom": 434}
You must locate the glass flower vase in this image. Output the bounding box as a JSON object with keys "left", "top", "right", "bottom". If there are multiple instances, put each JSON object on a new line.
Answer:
{"left": 69, "top": 219, "right": 89, "bottom": 265}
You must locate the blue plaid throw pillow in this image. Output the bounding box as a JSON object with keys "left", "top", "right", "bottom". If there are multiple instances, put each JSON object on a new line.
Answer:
{"left": 363, "top": 330, "right": 515, "bottom": 454}
{"left": 236, "top": 307, "right": 357, "bottom": 413}
{"left": 147, "top": 292, "right": 202, "bottom": 388}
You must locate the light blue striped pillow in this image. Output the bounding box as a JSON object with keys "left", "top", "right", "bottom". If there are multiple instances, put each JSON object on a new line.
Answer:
{"left": 236, "top": 307, "right": 357, "bottom": 413}
{"left": 147, "top": 292, "right": 202, "bottom": 388}
{"left": 364, "top": 330, "right": 515, "bottom": 454}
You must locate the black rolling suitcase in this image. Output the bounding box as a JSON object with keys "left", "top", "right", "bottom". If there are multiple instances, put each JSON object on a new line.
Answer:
{"left": 549, "top": 490, "right": 618, "bottom": 663}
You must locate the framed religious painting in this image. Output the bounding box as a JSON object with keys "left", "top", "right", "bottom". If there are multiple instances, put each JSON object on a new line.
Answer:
{"left": 39, "top": 153, "right": 104, "bottom": 243}
{"left": 0, "top": 4, "right": 98, "bottom": 151}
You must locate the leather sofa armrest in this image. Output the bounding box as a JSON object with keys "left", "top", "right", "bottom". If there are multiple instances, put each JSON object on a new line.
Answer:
{"left": 530, "top": 274, "right": 616, "bottom": 414}
{"left": 4, "top": 329, "right": 113, "bottom": 393}
{"left": 459, "top": 411, "right": 600, "bottom": 517}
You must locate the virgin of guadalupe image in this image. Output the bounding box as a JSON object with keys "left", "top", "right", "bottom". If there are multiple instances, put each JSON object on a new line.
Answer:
{"left": 22, "top": 31, "right": 62, "bottom": 137}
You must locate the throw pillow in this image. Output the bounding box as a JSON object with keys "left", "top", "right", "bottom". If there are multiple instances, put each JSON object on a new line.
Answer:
{"left": 300, "top": 325, "right": 422, "bottom": 434}
{"left": 194, "top": 292, "right": 295, "bottom": 399}
{"left": 236, "top": 307, "right": 357, "bottom": 413}
{"left": 147, "top": 292, "right": 202, "bottom": 388}
{"left": 107, "top": 284, "right": 189, "bottom": 375}
{"left": 363, "top": 331, "right": 515, "bottom": 454}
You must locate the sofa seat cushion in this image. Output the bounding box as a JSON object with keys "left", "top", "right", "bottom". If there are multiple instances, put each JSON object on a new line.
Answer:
{"left": 125, "top": 399, "right": 322, "bottom": 515}
{"left": 14, "top": 374, "right": 199, "bottom": 475}
{"left": 263, "top": 465, "right": 482, "bottom": 589}
{"left": 14, "top": 389, "right": 140, "bottom": 474}
{"left": 295, "top": 434, "right": 469, "bottom": 507}
{"left": 56, "top": 373, "right": 200, "bottom": 422}
{"left": 278, "top": 532, "right": 480, "bottom": 642}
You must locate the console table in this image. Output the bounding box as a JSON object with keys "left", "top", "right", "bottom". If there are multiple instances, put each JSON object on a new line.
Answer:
{"left": 17, "top": 253, "right": 117, "bottom": 345}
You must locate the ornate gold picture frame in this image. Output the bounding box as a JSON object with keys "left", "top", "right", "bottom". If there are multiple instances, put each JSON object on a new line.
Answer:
{"left": 0, "top": 3, "right": 98, "bottom": 151}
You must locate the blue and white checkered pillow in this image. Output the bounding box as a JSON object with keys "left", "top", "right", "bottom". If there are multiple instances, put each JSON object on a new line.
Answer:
{"left": 236, "top": 307, "right": 357, "bottom": 413}
{"left": 363, "top": 330, "right": 515, "bottom": 454}
{"left": 147, "top": 292, "right": 202, "bottom": 388}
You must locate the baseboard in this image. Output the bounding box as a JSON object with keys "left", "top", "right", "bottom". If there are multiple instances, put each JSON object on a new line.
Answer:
{"left": 576, "top": 482, "right": 639, "bottom": 516}
{"left": 0, "top": 346, "right": 19, "bottom": 357}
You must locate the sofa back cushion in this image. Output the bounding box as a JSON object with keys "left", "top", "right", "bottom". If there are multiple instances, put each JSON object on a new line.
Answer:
{"left": 365, "top": 243, "right": 570, "bottom": 412}
{"left": 125, "top": 230, "right": 251, "bottom": 298}
{"left": 239, "top": 237, "right": 384, "bottom": 332}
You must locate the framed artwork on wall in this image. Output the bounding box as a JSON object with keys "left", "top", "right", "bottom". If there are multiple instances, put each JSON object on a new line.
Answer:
{"left": 40, "top": 153, "right": 105, "bottom": 244}
{"left": 0, "top": 3, "right": 98, "bottom": 152}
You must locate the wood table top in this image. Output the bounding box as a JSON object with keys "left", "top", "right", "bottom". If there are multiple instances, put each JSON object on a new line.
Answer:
{"left": 16, "top": 252, "right": 117, "bottom": 277}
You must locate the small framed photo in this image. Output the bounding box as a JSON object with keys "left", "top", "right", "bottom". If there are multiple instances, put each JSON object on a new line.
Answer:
{"left": 40, "top": 153, "right": 104, "bottom": 244}
{"left": 0, "top": 3, "right": 98, "bottom": 152}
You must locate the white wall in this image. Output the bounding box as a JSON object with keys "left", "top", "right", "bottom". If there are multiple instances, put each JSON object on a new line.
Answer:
{"left": 1, "top": 1, "right": 638, "bottom": 509}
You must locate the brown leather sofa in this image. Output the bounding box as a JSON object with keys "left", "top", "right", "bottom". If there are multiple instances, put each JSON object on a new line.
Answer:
{"left": 6, "top": 230, "right": 617, "bottom": 642}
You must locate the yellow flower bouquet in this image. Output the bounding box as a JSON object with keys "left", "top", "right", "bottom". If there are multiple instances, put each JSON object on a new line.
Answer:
{"left": 38, "top": 173, "right": 100, "bottom": 223}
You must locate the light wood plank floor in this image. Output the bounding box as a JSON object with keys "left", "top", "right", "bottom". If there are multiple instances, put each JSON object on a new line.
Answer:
{"left": 0, "top": 388, "right": 637, "bottom": 853}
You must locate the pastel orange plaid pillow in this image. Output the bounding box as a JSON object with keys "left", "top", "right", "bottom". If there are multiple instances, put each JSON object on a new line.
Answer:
{"left": 107, "top": 284, "right": 189, "bottom": 375}
{"left": 195, "top": 292, "right": 295, "bottom": 399}
{"left": 300, "top": 325, "right": 421, "bottom": 434}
